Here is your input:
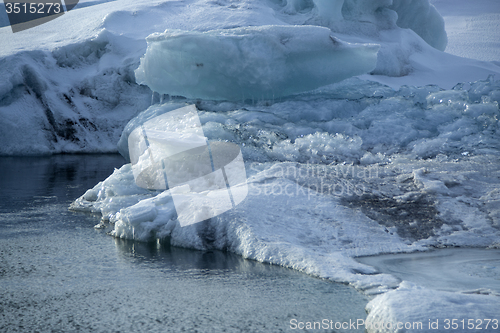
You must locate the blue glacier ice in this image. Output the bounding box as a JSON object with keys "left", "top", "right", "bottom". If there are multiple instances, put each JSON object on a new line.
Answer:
{"left": 134, "top": 25, "right": 379, "bottom": 101}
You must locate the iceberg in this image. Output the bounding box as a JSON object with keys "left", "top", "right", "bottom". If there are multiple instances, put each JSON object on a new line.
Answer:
{"left": 1, "top": 0, "right": 500, "bottom": 329}
{"left": 0, "top": 0, "right": 490, "bottom": 328}
{"left": 134, "top": 25, "right": 379, "bottom": 101}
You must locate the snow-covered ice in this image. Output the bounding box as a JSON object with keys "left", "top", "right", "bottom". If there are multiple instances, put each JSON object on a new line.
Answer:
{"left": 127, "top": 104, "right": 249, "bottom": 226}
{"left": 73, "top": 77, "right": 500, "bottom": 253}
{"left": 358, "top": 248, "right": 500, "bottom": 332}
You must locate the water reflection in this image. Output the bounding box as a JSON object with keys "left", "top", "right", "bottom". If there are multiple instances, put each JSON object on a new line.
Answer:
{"left": 114, "top": 237, "right": 292, "bottom": 278}
{"left": 111, "top": 237, "right": 369, "bottom": 333}
{"left": 0, "top": 154, "right": 125, "bottom": 212}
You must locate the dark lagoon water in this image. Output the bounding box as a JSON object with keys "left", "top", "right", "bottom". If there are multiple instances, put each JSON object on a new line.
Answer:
{"left": 0, "top": 155, "right": 368, "bottom": 333}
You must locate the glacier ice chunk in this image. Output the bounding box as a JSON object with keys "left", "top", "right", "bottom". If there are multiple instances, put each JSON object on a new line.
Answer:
{"left": 134, "top": 25, "right": 379, "bottom": 101}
